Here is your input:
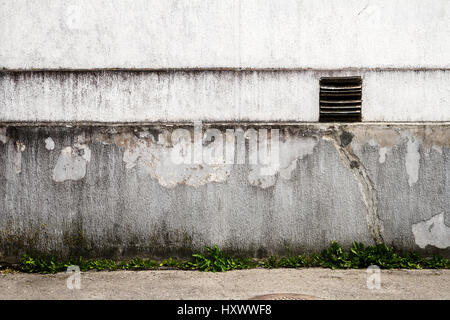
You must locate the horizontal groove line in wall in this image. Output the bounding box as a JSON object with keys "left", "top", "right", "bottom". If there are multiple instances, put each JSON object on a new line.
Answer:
{"left": 1, "top": 67, "right": 450, "bottom": 73}
{"left": 0, "top": 121, "right": 449, "bottom": 127}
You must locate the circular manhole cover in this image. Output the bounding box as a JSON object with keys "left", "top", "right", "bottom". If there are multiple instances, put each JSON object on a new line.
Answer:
{"left": 249, "top": 293, "right": 322, "bottom": 300}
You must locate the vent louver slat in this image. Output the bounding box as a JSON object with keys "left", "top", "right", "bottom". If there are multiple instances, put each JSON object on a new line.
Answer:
{"left": 319, "top": 77, "right": 362, "bottom": 122}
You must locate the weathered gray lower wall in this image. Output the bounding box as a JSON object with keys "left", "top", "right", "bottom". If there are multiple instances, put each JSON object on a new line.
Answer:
{"left": 0, "top": 124, "right": 449, "bottom": 261}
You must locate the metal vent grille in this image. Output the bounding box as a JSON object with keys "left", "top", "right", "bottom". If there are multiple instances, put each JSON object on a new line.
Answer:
{"left": 319, "top": 76, "right": 362, "bottom": 122}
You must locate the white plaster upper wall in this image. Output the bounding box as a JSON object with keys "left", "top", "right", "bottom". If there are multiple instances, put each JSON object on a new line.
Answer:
{"left": 364, "top": 71, "right": 450, "bottom": 121}
{"left": 1, "top": 0, "right": 450, "bottom": 69}
{"left": 1, "top": 70, "right": 449, "bottom": 122}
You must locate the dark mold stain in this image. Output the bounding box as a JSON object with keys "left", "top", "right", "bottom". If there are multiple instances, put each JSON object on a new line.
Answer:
{"left": 339, "top": 131, "right": 354, "bottom": 147}
{"left": 350, "top": 160, "right": 360, "bottom": 169}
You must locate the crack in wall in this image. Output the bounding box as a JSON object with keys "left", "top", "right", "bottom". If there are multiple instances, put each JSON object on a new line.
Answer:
{"left": 324, "top": 129, "right": 384, "bottom": 244}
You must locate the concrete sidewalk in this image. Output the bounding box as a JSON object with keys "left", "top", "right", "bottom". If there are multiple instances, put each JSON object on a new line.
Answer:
{"left": 0, "top": 268, "right": 449, "bottom": 300}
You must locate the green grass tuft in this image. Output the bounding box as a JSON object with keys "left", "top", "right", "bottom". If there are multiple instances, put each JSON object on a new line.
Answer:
{"left": 10, "top": 241, "right": 450, "bottom": 274}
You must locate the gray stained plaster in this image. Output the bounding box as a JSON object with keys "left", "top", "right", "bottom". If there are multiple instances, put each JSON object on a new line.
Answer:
{"left": 0, "top": 124, "right": 448, "bottom": 261}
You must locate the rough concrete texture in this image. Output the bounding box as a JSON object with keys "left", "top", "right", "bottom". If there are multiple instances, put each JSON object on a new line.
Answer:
{"left": 1, "top": 0, "right": 450, "bottom": 69}
{"left": 1, "top": 70, "right": 450, "bottom": 122}
{"left": 0, "top": 124, "right": 448, "bottom": 261}
{"left": 0, "top": 269, "right": 449, "bottom": 300}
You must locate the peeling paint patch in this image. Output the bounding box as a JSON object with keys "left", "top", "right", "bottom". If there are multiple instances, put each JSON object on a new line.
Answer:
{"left": 415, "top": 126, "right": 450, "bottom": 150}
{"left": 247, "top": 136, "right": 317, "bottom": 188}
{"left": 247, "top": 171, "right": 277, "bottom": 189}
{"left": 15, "top": 141, "right": 25, "bottom": 152}
{"left": 45, "top": 137, "right": 55, "bottom": 150}
{"left": 349, "top": 131, "right": 396, "bottom": 168}
{"left": 412, "top": 213, "right": 450, "bottom": 249}
{"left": 378, "top": 147, "right": 388, "bottom": 164}
{"left": 12, "top": 147, "right": 23, "bottom": 174}
{"left": 114, "top": 132, "right": 231, "bottom": 188}
{"left": 405, "top": 136, "right": 420, "bottom": 186}
{"left": 75, "top": 143, "right": 91, "bottom": 162}
{"left": 0, "top": 128, "right": 8, "bottom": 144}
{"left": 7, "top": 140, "right": 26, "bottom": 174}
{"left": 431, "top": 145, "right": 443, "bottom": 155}
{"left": 349, "top": 126, "right": 401, "bottom": 149}
{"left": 52, "top": 144, "right": 91, "bottom": 182}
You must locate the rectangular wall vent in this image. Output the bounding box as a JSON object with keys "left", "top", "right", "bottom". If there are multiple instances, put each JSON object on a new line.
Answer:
{"left": 319, "top": 76, "right": 362, "bottom": 122}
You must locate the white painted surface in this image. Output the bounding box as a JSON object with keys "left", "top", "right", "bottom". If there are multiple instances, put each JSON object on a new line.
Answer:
{"left": 1, "top": 0, "right": 450, "bottom": 69}
{"left": 0, "top": 71, "right": 318, "bottom": 122}
{"left": 405, "top": 136, "right": 420, "bottom": 186}
{"left": 0, "top": 128, "right": 8, "bottom": 144}
{"left": 52, "top": 142, "right": 91, "bottom": 182}
{"left": 44, "top": 137, "right": 55, "bottom": 150}
{"left": 412, "top": 214, "right": 450, "bottom": 249}
{"left": 1, "top": 70, "right": 449, "bottom": 122}
{"left": 363, "top": 71, "right": 450, "bottom": 121}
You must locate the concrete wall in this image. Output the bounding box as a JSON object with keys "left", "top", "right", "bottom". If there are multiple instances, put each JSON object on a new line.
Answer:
{"left": 1, "top": 70, "right": 450, "bottom": 122}
{"left": 0, "top": 124, "right": 449, "bottom": 261}
{"left": 1, "top": 1, "right": 449, "bottom": 122}
{"left": 1, "top": 0, "right": 450, "bottom": 69}
{"left": 0, "top": 1, "right": 449, "bottom": 260}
